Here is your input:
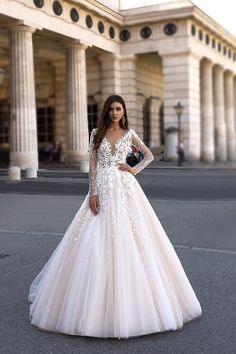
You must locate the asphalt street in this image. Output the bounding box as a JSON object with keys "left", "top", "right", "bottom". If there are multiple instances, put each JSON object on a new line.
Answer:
{"left": 0, "top": 168, "right": 235, "bottom": 354}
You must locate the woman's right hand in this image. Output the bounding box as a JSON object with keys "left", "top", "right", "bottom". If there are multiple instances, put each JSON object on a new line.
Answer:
{"left": 89, "top": 195, "right": 100, "bottom": 215}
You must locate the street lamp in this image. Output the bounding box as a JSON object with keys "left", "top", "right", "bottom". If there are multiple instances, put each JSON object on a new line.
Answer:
{"left": 0, "top": 68, "right": 5, "bottom": 86}
{"left": 174, "top": 101, "right": 184, "bottom": 166}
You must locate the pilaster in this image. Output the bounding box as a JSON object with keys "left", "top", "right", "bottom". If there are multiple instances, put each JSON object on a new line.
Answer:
{"left": 120, "top": 54, "right": 138, "bottom": 130}
{"left": 213, "top": 65, "right": 227, "bottom": 161}
{"left": 162, "top": 52, "right": 201, "bottom": 160}
{"left": 201, "top": 58, "right": 215, "bottom": 161}
{"left": 224, "top": 70, "right": 236, "bottom": 161}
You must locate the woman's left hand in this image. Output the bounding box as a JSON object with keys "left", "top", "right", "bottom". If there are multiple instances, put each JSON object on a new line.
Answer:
{"left": 118, "top": 163, "right": 134, "bottom": 174}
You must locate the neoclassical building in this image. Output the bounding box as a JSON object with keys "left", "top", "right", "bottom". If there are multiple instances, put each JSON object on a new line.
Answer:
{"left": 0, "top": 0, "right": 236, "bottom": 171}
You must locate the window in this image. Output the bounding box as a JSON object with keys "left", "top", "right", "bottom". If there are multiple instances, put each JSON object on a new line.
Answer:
{"left": 120, "top": 29, "right": 131, "bottom": 41}
{"left": 140, "top": 26, "right": 152, "bottom": 39}
{"left": 109, "top": 26, "right": 115, "bottom": 39}
{"left": 37, "top": 107, "right": 54, "bottom": 143}
{"left": 191, "top": 24, "right": 196, "bottom": 36}
{"left": 52, "top": 1, "right": 63, "bottom": 16}
{"left": 163, "top": 23, "right": 177, "bottom": 36}
{"left": 205, "top": 34, "right": 210, "bottom": 45}
{"left": 70, "top": 8, "right": 79, "bottom": 22}
{"left": 198, "top": 30, "right": 203, "bottom": 40}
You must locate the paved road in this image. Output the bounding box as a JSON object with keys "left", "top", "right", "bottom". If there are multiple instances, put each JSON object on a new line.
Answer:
{"left": 0, "top": 169, "right": 235, "bottom": 354}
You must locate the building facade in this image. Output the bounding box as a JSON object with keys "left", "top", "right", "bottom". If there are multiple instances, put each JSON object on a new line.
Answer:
{"left": 0, "top": 0, "right": 236, "bottom": 171}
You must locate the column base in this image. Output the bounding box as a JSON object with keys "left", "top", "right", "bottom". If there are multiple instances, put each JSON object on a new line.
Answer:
{"left": 201, "top": 148, "right": 215, "bottom": 162}
{"left": 215, "top": 151, "right": 227, "bottom": 161}
{"left": 8, "top": 166, "right": 21, "bottom": 181}
{"left": 165, "top": 129, "right": 178, "bottom": 160}
{"left": 201, "top": 156, "right": 215, "bottom": 162}
{"left": 227, "top": 156, "right": 236, "bottom": 162}
{"left": 10, "top": 151, "right": 38, "bottom": 170}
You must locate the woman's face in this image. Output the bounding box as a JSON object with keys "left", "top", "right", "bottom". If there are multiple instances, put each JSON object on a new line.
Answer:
{"left": 108, "top": 101, "right": 124, "bottom": 124}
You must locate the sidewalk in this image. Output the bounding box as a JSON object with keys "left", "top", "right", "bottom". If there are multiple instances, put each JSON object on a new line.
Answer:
{"left": 1, "top": 160, "right": 236, "bottom": 177}
{"left": 145, "top": 160, "right": 236, "bottom": 170}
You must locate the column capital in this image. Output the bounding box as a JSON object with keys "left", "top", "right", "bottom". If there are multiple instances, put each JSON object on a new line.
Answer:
{"left": 120, "top": 54, "right": 137, "bottom": 62}
{"left": 161, "top": 50, "right": 202, "bottom": 61}
{"left": 62, "top": 39, "right": 92, "bottom": 50}
{"left": 201, "top": 57, "right": 213, "bottom": 67}
{"left": 98, "top": 53, "right": 122, "bottom": 63}
{"left": 1, "top": 20, "right": 42, "bottom": 33}
{"left": 213, "top": 64, "right": 224, "bottom": 73}
{"left": 224, "top": 69, "right": 234, "bottom": 78}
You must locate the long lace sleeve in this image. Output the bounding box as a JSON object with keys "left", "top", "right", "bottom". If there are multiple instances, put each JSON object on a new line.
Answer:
{"left": 88, "top": 129, "right": 97, "bottom": 196}
{"left": 131, "top": 130, "right": 154, "bottom": 175}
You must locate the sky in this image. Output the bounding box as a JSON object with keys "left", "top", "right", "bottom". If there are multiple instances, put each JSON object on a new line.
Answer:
{"left": 120, "top": 0, "right": 236, "bottom": 37}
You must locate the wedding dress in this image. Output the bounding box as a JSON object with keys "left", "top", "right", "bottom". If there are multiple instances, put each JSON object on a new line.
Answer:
{"left": 28, "top": 128, "right": 202, "bottom": 338}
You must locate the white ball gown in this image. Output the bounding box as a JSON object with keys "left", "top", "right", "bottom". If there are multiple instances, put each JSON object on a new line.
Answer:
{"left": 28, "top": 128, "right": 202, "bottom": 339}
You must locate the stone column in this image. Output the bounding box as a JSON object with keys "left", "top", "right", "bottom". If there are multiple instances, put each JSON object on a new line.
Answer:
{"left": 120, "top": 54, "right": 138, "bottom": 130}
{"left": 213, "top": 65, "right": 227, "bottom": 161}
{"left": 53, "top": 60, "right": 66, "bottom": 148}
{"left": 162, "top": 53, "right": 201, "bottom": 160}
{"left": 201, "top": 58, "right": 215, "bottom": 161}
{"left": 65, "top": 43, "right": 89, "bottom": 171}
{"left": 224, "top": 71, "right": 236, "bottom": 161}
{"left": 9, "top": 25, "right": 38, "bottom": 170}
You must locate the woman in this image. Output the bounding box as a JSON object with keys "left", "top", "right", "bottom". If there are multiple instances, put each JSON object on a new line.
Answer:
{"left": 28, "top": 95, "right": 202, "bottom": 339}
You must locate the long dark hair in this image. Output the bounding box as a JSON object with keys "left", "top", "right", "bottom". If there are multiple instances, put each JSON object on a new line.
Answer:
{"left": 93, "top": 95, "right": 129, "bottom": 151}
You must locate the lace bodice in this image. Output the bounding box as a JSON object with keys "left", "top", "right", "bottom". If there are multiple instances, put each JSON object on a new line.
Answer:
{"left": 88, "top": 128, "right": 154, "bottom": 196}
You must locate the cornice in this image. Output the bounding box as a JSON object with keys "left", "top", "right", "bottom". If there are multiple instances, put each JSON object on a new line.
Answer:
{"left": 192, "top": 7, "right": 236, "bottom": 46}
{"left": 121, "top": 6, "right": 194, "bottom": 26}
{"left": 120, "top": 2, "right": 236, "bottom": 47}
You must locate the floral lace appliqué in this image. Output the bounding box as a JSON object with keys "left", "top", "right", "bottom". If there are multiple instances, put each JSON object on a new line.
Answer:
{"left": 88, "top": 128, "right": 154, "bottom": 196}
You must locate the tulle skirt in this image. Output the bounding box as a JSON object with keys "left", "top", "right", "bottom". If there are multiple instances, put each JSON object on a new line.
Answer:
{"left": 28, "top": 167, "right": 202, "bottom": 338}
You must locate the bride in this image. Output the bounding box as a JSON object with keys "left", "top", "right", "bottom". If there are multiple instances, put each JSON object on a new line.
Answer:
{"left": 28, "top": 95, "right": 202, "bottom": 339}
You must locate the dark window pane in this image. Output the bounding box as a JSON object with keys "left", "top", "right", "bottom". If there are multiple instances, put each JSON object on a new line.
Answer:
{"left": 36, "top": 106, "right": 54, "bottom": 146}
{"left": 191, "top": 25, "right": 196, "bottom": 36}
{"left": 37, "top": 108, "right": 45, "bottom": 115}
